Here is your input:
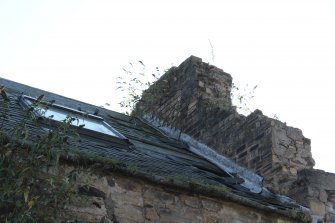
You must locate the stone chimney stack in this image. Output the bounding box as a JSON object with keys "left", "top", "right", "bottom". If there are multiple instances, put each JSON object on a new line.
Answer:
{"left": 134, "top": 56, "right": 233, "bottom": 136}
{"left": 134, "top": 56, "right": 315, "bottom": 195}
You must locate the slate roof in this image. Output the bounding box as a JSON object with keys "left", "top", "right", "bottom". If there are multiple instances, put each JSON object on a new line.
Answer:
{"left": 0, "top": 77, "right": 311, "bottom": 222}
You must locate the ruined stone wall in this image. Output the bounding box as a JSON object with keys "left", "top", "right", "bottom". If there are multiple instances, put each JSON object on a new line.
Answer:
{"left": 289, "top": 169, "right": 335, "bottom": 223}
{"left": 270, "top": 121, "right": 315, "bottom": 194}
{"left": 134, "top": 55, "right": 232, "bottom": 133}
{"left": 50, "top": 163, "right": 303, "bottom": 223}
{"left": 135, "top": 56, "right": 314, "bottom": 194}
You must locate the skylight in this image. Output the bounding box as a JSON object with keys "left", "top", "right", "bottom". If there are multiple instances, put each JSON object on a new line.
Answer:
{"left": 19, "top": 95, "right": 126, "bottom": 139}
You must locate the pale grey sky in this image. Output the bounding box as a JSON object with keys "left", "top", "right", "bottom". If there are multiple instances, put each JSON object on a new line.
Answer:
{"left": 1, "top": 0, "right": 335, "bottom": 173}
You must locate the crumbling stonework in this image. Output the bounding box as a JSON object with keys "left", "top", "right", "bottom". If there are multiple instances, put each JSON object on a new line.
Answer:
{"left": 135, "top": 55, "right": 315, "bottom": 195}
{"left": 52, "top": 163, "right": 303, "bottom": 223}
{"left": 289, "top": 169, "right": 335, "bottom": 223}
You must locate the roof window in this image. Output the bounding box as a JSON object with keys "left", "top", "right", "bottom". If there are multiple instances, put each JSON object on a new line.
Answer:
{"left": 19, "top": 95, "right": 126, "bottom": 140}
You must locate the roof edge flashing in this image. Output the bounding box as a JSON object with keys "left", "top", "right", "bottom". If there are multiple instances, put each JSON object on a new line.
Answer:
{"left": 142, "top": 114, "right": 263, "bottom": 193}
{"left": 142, "top": 114, "right": 311, "bottom": 214}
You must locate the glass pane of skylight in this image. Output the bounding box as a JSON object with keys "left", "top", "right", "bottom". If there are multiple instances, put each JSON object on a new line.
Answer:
{"left": 19, "top": 95, "right": 126, "bottom": 139}
{"left": 39, "top": 105, "right": 120, "bottom": 137}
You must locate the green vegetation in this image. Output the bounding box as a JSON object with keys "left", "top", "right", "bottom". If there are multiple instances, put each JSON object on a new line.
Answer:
{"left": 0, "top": 91, "right": 83, "bottom": 222}
{"left": 116, "top": 60, "right": 257, "bottom": 116}
{"left": 167, "top": 174, "right": 230, "bottom": 194}
{"left": 116, "top": 61, "right": 163, "bottom": 115}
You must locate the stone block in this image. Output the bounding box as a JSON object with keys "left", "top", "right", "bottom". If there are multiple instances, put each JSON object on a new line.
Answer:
{"left": 283, "top": 146, "right": 296, "bottom": 159}
{"left": 117, "top": 217, "right": 143, "bottom": 223}
{"left": 308, "top": 187, "right": 321, "bottom": 197}
{"left": 106, "top": 176, "right": 115, "bottom": 187}
{"left": 145, "top": 206, "right": 159, "bottom": 222}
{"left": 114, "top": 204, "right": 144, "bottom": 222}
{"left": 110, "top": 179, "right": 143, "bottom": 208}
{"left": 143, "top": 186, "right": 175, "bottom": 205}
{"left": 179, "top": 206, "right": 203, "bottom": 222}
{"left": 201, "top": 197, "right": 222, "bottom": 212}
{"left": 297, "top": 148, "right": 312, "bottom": 158}
{"left": 180, "top": 195, "right": 200, "bottom": 208}
{"left": 272, "top": 154, "right": 280, "bottom": 163}
{"left": 203, "top": 214, "right": 219, "bottom": 223}
{"left": 111, "top": 189, "right": 143, "bottom": 207}
{"left": 310, "top": 200, "right": 326, "bottom": 216}
{"left": 90, "top": 176, "right": 111, "bottom": 197}
{"left": 319, "top": 189, "right": 328, "bottom": 203}
{"left": 286, "top": 127, "right": 303, "bottom": 141}
{"left": 114, "top": 177, "right": 143, "bottom": 193}
{"left": 78, "top": 185, "right": 106, "bottom": 198}
{"left": 289, "top": 167, "right": 297, "bottom": 175}
{"left": 63, "top": 196, "right": 108, "bottom": 222}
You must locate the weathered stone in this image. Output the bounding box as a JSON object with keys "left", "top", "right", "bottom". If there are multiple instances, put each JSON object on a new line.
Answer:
{"left": 203, "top": 214, "right": 219, "bottom": 223}
{"left": 109, "top": 178, "right": 144, "bottom": 209}
{"left": 297, "top": 148, "right": 312, "bottom": 158}
{"left": 180, "top": 195, "right": 201, "bottom": 208}
{"left": 62, "top": 196, "right": 108, "bottom": 223}
{"left": 92, "top": 176, "right": 111, "bottom": 196}
{"left": 291, "top": 169, "right": 335, "bottom": 221}
{"left": 145, "top": 206, "right": 159, "bottom": 221}
{"left": 289, "top": 167, "right": 297, "bottom": 175}
{"left": 201, "top": 197, "right": 222, "bottom": 212}
{"left": 320, "top": 189, "right": 328, "bottom": 203}
{"left": 287, "top": 127, "right": 303, "bottom": 141}
{"left": 143, "top": 186, "right": 175, "bottom": 205}
{"left": 117, "top": 217, "right": 143, "bottom": 223}
{"left": 310, "top": 200, "right": 326, "bottom": 216}
{"left": 114, "top": 204, "right": 144, "bottom": 222}
{"left": 134, "top": 56, "right": 316, "bottom": 196}
{"left": 41, "top": 160, "right": 306, "bottom": 223}
{"left": 106, "top": 176, "right": 116, "bottom": 187}
{"left": 285, "top": 146, "right": 296, "bottom": 158}
{"left": 117, "top": 178, "right": 143, "bottom": 192}
{"left": 273, "top": 146, "right": 286, "bottom": 157}
{"left": 259, "top": 216, "right": 275, "bottom": 223}
{"left": 306, "top": 156, "right": 316, "bottom": 166}
{"left": 179, "top": 206, "right": 203, "bottom": 222}
{"left": 111, "top": 188, "right": 143, "bottom": 207}
{"left": 78, "top": 185, "right": 106, "bottom": 198}
{"left": 243, "top": 210, "right": 259, "bottom": 221}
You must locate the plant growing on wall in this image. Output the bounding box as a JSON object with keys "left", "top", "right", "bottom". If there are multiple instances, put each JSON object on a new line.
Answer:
{"left": 116, "top": 61, "right": 162, "bottom": 115}
{"left": 0, "top": 90, "right": 83, "bottom": 222}
{"left": 116, "top": 60, "right": 257, "bottom": 116}
{"left": 231, "top": 83, "right": 257, "bottom": 115}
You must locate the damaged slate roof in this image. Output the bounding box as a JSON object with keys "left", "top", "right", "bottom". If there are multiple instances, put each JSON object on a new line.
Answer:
{"left": 0, "top": 77, "right": 310, "bottom": 222}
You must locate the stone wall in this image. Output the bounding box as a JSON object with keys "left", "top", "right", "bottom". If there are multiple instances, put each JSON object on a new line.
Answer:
{"left": 270, "top": 120, "right": 315, "bottom": 194}
{"left": 134, "top": 55, "right": 314, "bottom": 194}
{"left": 51, "top": 163, "right": 303, "bottom": 223}
{"left": 289, "top": 169, "right": 335, "bottom": 223}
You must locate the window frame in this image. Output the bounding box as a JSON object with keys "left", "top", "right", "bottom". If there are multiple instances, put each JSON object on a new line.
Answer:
{"left": 18, "top": 95, "right": 128, "bottom": 142}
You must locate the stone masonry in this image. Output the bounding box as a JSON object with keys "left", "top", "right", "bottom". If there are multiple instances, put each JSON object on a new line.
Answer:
{"left": 134, "top": 55, "right": 315, "bottom": 195}
{"left": 289, "top": 169, "right": 335, "bottom": 223}
{"left": 52, "top": 163, "right": 303, "bottom": 223}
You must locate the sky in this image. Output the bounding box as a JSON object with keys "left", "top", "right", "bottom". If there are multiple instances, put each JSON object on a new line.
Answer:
{"left": 0, "top": 0, "right": 334, "bottom": 173}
